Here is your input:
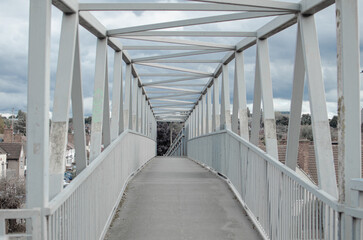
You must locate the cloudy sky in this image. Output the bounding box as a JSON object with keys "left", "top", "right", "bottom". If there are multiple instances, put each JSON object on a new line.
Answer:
{"left": 0, "top": 0, "right": 362, "bottom": 118}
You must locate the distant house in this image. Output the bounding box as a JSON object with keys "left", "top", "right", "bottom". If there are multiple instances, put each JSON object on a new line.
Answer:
{"left": 0, "top": 146, "right": 7, "bottom": 178}
{"left": 0, "top": 143, "right": 25, "bottom": 178}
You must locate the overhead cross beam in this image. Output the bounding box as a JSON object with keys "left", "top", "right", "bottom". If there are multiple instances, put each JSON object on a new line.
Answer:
{"left": 107, "top": 11, "right": 288, "bottom": 35}
{"left": 117, "top": 31, "right": 256, "bottom": 37}
{"left": 79, "top": 3, "right": 288, "bottom": 12}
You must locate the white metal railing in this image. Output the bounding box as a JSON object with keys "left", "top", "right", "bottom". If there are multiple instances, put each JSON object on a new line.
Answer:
{"left": 164, "top": 128, "right": 186, "bottom": 156}
{"left": 188, "top": 130, "right": 363, "bottom": 240}
{"left": 0, "top": 130, "right": 156, "bottom": 239}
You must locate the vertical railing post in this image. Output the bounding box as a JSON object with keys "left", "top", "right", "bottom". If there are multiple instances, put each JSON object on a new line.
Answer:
{"left": 220, "top": 64, "right": 231, "bottom": 130}
{"left": 141, "top": 93, "right": 145, "bottom": 135}
{"left": 27, "top": 0, "right": 52, "bottom": 238}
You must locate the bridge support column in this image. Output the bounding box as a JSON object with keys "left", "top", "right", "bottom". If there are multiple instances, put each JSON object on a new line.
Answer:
{"left": 90, "top": 38, "right": 108, "bottom": 162}
{"left": 27, "top": 0, "right": 52, "bottom": 238}
{"left": 130, "top": 77, "right": 138, "bottom": 130}
{"left": 111, "top": 50, "right": 123, "bottom": 140}
{"left": 300, "top": 14, "right": 338, "bottom": 198}
{"left": 201, "top": 95, "right": 206, "bottom": 135}
{"left": 124, "top": 64, "right": 132, "bottom": 130}
{"left": 335, "top": 0, "right": 361, "bottom": 238}
{"left": 206, "top": 88, "right": 212, "bottom": 134}
{"left": 137, "top": 87, "right": 142, "bottom": 133}
{"left": 257, "top": 39, "right": 278, "bottom": 159}
{"left": 232, "top": 51, "right": 249, "bottom": 140}
{"left": 141, "top": 93, "right": 145, "bottom": 135}
{"left": 220, "top": 64, "right": 231, "bottom": 130}
{"left": 250, "top": 51, "right": 262, "bottom": 146}
{"left": 72, "top": 33, "right": 87, "bottom": 174}
{"left": 212, "top": 77, "right": 220, "bottom": 132}
{"left": 49, "top": 11, "right": 79, "bottom": 198}
{"left": 285, "top": 23, "right": 305, "bottom": 170}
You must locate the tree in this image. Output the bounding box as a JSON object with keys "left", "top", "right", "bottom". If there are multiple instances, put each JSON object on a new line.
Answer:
{"left": 276, "top": 115, "right": 289, "bottom": 126}
{"left": 329, "top": 115, "right": 338, "bottom": 128}
{"left": 85, "top": 116, "right": 92, "bottom": 124}
{"left": 301, "top": 114, "right": 311, "bottom": 125}
{"left": 14, "top": 110, "right": 26, "bottom": 136}
{"left": 0, "top": 116, "right": 5, "bottom": 134}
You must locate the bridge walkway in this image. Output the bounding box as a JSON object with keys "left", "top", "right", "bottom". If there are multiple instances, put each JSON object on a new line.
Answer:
{"left": 105, "top": 157, "right": 261, "bottom": 240}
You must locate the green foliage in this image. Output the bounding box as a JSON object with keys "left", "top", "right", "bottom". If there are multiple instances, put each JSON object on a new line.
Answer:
{"left": 156, "top": 122, "right": 183, "bottom": 156}
{"left": 85, "top": 116, "right": 92, "bottom": 124}
{"left": 329, "top": 115, "right": 338, "bottom": 128}
{"left": 301, "top": 114, "right": 311, "bottom": 125}
{"left": 276, "top": 115, "right": 289, "bottom": 126}
{"left": 300, "top": 125, "right": 313, "bottom": 141}
{"left": 0, "top": 116, "right": 4, "bottom": 134}
{"left": 0, "top": 177, "right": 26, "bottom": 233}
{"left": 14, "top": 110, "right": 26, "bottom": 136}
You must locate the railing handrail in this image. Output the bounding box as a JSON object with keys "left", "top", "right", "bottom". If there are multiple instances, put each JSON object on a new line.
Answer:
{"left": 188, "top": 129, "right": 341, "bottom": 211}
{"left": 46, "top": 130, "right": 154, "bottom": 214}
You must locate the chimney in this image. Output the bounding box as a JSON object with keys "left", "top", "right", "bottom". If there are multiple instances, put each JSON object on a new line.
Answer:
{"left": 3, "top": 126, "right": 13, "bottom": 143}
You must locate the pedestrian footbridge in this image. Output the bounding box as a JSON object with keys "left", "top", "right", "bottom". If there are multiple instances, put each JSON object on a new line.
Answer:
{"left": 1, "top": 0, "right": 362, "bottom": 239}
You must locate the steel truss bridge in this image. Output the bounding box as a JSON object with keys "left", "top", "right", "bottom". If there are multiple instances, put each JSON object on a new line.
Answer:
{"left": 0, "top": 0, "right": 362, "bottom": 239}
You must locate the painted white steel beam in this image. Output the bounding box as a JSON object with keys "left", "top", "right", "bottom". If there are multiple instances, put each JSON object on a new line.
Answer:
{"left": 335, "top": 1, "right": 361, "bottom": 237}
{"left": 163, "top": 84, "right": 206, "bottom": 87}
{"left": 212, "top": 77, "right": 220, "bottom": 131}
{"left": 188, "top": 0, "right": 300, "bottom": 11}
{"left": 27, "top": 1, "right": 51, "bottom": 238}
{"left": 257, "top": 39, "right": 278, "bottom": 160}
{"left": 124, "top": 45, "right": 225, "bottom": 51}
{"left": 285, "top": 23, "right": 304, "bottom": 171}
{"left": 108, "top": 12, "right": 287, "bottom": 35}
{"left": 71, "top": 32, "right": 87, "bottom": 175}
{"left": 152, "top": 103, "right": 194, "bottom": 108}
{"left": 300, "top": 0, "right": 334, "bottom": 15}
{"left": 135, "top": 62, "right": 213, "bottom": 76}
{"left": 250, "top": 50, "right": 262, "bottom": 146}
{"left": 110, "top": 51, "right": 123, "bottom": 141}
{"left": 123, "top": 64, "right": 132, "bottom": 129}
{"left": 139, "top": 73, "right": 204, "bottom": 77}
{"left": 148, "top": 92, "right": 201, "bottom": 100}
{"left": 299, "top": 14, "right": 337, "bottom": 197}
{"left": 90, "top": 38, "right": 108, "bottom": 162}
{"left": 79, "top": 3, "right": 284, "bottom": 12}
{"left": 220, "top": 64, "right": 231, "bottom": 130}
{"left": 151, "top": 99, "right": 195, "bottom": 104}
{"left": 132, "top": 49, "right": 229, "bottom": 62}
{"left": 53, "top": 0, "right": 78, "bottom": 13}
{"left": 232, "top": 51, "right": 249, "bottom": 140}
{"left": 130, "top": 77, "right": 138, "bottom": 130}
{"left": 101, "top": 62, "right": 111, "bottom": 148}
{"left": 49, "top": 12, "right": 78, "bottom": 199}
{"left": 142, "top": 76, "right": 208, "bottom": 86}
{"left": 117, "top": 31, "right": 256, "bottom": 37}
{"left": 206, "top": 88, "right": 212, "bottom": 133}
{"left": 143, "top": 59, "right": 221, "bottom": 64}
{"left": 146, "top": 86, "right": 201, "bottom": 93}
{"left": 118, "top": 36, "right": 235, "bottom": 50}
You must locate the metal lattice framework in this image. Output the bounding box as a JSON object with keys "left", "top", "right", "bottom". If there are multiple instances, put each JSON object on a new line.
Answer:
{"left": 0, "top": 0, "right": 358, "bottom": 239}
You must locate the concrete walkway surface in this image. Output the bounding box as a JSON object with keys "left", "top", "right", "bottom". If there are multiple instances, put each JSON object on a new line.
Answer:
{"left": 105, "top": 157, "right": 262, "bottom": 240}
